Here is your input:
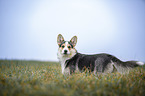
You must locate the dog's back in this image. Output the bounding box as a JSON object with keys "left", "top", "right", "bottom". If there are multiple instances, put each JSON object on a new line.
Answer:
{"left": 65, "top": 53, "right": 144, "bottom": 74}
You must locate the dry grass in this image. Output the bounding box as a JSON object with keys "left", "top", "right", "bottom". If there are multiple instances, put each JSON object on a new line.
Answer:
{"left": 0, "top": 60, "right": 145, "bottom": 96}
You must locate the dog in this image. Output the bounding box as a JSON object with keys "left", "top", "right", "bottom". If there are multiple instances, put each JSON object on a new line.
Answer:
{"left": 57, "top": 34, "right": 144, "bottom": 75}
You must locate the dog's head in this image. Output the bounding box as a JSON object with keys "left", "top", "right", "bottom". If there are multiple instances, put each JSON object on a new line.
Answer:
{"left": 57, "top": 34, "right": 77, "bottom": 56}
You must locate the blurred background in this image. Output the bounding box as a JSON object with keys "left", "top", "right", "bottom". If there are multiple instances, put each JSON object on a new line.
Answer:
{"left": 0, "top": 0, "right": 145, "bottom": 62}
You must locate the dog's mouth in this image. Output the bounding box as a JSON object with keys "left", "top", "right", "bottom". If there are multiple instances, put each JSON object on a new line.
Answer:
{"left": 62, "top": 52, "right": 70, "bottom": 55}
{"left": 63, "top": 53, "right": 68, "bottom": 55}
{"left": 62, "top": 50, "right": 70, "bottom": 55}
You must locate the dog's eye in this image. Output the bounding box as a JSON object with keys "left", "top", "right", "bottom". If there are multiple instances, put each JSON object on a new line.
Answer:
{"left": 62, "top": 46, "right": 64, "bottom": 48}
{"left": 68, "top": 46, "right": 71, "bottom": 48}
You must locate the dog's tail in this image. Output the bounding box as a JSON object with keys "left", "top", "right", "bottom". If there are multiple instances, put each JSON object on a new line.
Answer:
{"left": 110, "top": 55, "right": 144, "bottom": 73}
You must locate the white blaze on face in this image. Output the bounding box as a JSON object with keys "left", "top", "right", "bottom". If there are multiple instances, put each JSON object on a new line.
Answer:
{"left": 62, "top": 42, "right": 70, "bottom": 55}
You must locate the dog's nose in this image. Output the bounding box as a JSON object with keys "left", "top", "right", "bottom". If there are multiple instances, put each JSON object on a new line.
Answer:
{"left": 64, "top": 50, "right": 68, "bottom": 54}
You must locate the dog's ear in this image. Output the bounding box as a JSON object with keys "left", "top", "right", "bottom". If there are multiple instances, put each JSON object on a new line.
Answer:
{"left": 57, "top": 34, "right": 64, "bottom": 46}
{"left": 70, "top": 36, "right": 77, "bottom": 47}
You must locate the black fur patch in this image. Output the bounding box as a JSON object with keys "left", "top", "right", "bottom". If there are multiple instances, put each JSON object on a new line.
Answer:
{"left": 65, "top": 53, "right": 114, "bottom": 74}
{"left": 65, "top": 52, "right": 140, "bottom": 74}
{"left": 68, "top": 42, "right": 73, "bottom": 48}
{"left": 59, "top": 41, "right": 66, "bottom": 47}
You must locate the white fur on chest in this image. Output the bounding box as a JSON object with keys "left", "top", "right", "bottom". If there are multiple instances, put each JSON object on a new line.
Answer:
{"left": 57, "top": 50, "right": 70, "bottom": 75}
{"left": 57, "top": 47, "right": 77, "bottom": 75}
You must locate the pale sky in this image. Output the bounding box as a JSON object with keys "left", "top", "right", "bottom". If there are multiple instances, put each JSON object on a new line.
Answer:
{"left": 0, "top": 0, "right": 145, "bottom": 62}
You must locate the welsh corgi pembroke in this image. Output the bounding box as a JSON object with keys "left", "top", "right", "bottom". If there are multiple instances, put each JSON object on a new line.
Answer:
{"left": 57, "top": 34, "right": 144, "bottom": 75}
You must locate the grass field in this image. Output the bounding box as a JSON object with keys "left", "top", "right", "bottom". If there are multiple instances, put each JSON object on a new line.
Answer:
{"left": 0, "top": 60, "right": 145, "bottom": 96}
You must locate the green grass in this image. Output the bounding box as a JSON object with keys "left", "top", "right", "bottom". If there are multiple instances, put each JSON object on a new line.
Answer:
{"left": 0, "top": 60, "right": 145, "bottom": 96}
